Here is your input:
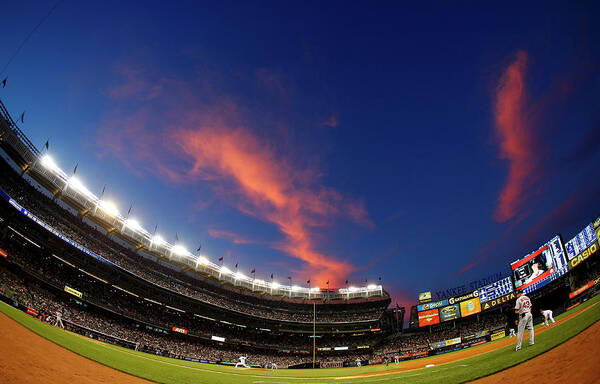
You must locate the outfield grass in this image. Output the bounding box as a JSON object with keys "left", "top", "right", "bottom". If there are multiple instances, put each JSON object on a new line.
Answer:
{"left": 1, "top": 294, "right": 599, "bottom": 384}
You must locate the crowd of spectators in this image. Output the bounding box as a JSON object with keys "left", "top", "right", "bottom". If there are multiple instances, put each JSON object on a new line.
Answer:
{"left": 375, "top": 311, "right": 506, "bottom": 356}
{"left": 0, "top": 266, "right": 371, "bottom": 367}
{"left": 0, "top": 158, "right": 385, "bottom": 324}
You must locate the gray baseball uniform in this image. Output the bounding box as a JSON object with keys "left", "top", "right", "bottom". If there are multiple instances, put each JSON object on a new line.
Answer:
{"left": 514, "top": 294, "right": 534, "bottom": 350}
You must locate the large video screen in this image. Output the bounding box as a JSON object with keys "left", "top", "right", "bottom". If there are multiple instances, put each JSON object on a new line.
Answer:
{"left": 565, "top": 223, "right": 597, "bottom": 261}
{"left": 418, "top": 309, "right": 440, "bottom": 327}
{"left": 478, "top": 277, "right": 513, "bottom": 303}
{"left": 511, "top": 235, "right": 568, "bottom": 294}
{"left": 511, "top": 245, "right": 555, "bottom": 294}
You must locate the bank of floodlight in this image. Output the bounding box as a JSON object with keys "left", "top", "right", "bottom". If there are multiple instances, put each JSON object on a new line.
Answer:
{"left": 98, "top": 200, "right": 119, "bottom": 216}
{"left": 235, "top": 271, "right": 247, "bottom": 280}
{"left": 41, "top": 154, "right": 58, "bottom": 171}
{"left": 271, "top": 281, "right": 280, "bottom": 289}
{"left": 367, "top": 284, "right": 378, "bottom": 290}
{"left": 171, "top": 244, "right": 188, "bottom": 256}
{"left": 152, "top": 235, "right": 165, "bottom": 246}
{"left": 125, "top": 218, "right": 143, "bottom": 232}
{"left": 220, "top": 266, "right": 232, "bottom": 275}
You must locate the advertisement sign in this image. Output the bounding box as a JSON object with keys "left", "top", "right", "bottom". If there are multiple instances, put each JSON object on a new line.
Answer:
{"left": 445, "top": 337, "right": 462, "bottom": 346}
{"left": 439, "top": 304, "right": 461, "bottom": 322}
{"left": 448, "top": 290, "right": 478, "bottom": 305}
{"left": 64, "top": 286, "right": 83, "bottom": 298}
{"left": 322, "top": 361, "right": 343, "bottom": 368}
{"left": 490, "top": 330, "right": 506, "bottom": 341}
{"left": 481, "top": 291, "right": 517, "bottom": 311}
{"left": 418, "top": 291, "right": 432, "bottom": 303}
{"left": 26, "top": 307, "right": 39, "bottom": 316}
{"left": 478, "top": 277, "right": 513, "bottom": 303}
{"left": 417, "top": 299, "right": 449, "bottom": 312}
{"left": 418, "top": 309, "right": 440, "bottom": 327}
{"left": 459, "top": 297, "right": 481, "bottom": 317}
{"left": 172, "top": 327, "right": 188, "bottom": 335}
{"left": 568, "top": 242, "right": 599, "bottom": 269}
{"left": 511, "top": 244, "right": 556, "bottom": 294}
{"left": 566, "top": 223, "right": 597, "bottom": 260}
{"left": 569, "top": 281, "right": 595, "bottom": 299}
{"left": 430, "top": 340, "right": 446, "bottom": 349}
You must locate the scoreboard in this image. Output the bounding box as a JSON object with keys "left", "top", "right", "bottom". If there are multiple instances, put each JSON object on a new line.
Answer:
{"left": 478, "top": 277, "right": 513, "bottom": 303}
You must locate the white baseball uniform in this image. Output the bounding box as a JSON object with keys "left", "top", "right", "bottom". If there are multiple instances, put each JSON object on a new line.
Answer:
{"left": 542, "top": 310, "right": 555, "bottom": 327}
{"left": 235, "top": 356, "right": 250, "bottom": 368}
{"left": 514, "top": 294, "right": 534, "bottom": 350}
{"left": 356, "top": 358, "right": 361, "bottom": 367}
{"left": 509, "top": 328, "right": 516, "bottom": 337}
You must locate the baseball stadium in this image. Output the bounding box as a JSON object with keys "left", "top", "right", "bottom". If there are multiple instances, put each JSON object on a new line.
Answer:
{"left": 1, "top": 2, "right": 600, "bottom": 384}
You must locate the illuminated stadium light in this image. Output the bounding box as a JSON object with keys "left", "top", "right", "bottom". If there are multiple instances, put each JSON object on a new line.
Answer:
{"left": 220, "top": 266, "right": 232, "bottom": 275}
{"left": 98, "top": 200, "right": 119, "bottom": 216}
{"left": 367, "top": 284, "right": 378, "bottom": 290}
{"left": 235, "top": 271, "right": 247, "bottom": 280}
{"left": 271, "top": 281, "right": 280, "bottom": 288}
{"left": 68, "top": 177, "right": 95, "bottom": 198}
{"left": 41, "top": 154, "right": 58, "bottom": 171}
{"left": 195, "top": 255, "right": 208, "bottom": 265}
{"left": 171, "top": 244, "right": 188, "bottom": 256}
{"left": 125, "top": 218, "right": 143, "bottom": 232}
{"left": 152, "top": 235, "right": 165, "bottom": 246}
{"left": 291, "top": 285, "right": 301, "bottom": 291}
{"left": 348, "top": 286, "right": 359, "bottom": 292}
{"left": 311, "top": 287, "right": 320, "bottom": 292}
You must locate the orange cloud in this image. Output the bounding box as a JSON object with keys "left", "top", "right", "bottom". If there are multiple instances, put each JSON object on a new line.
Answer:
{"left": 493, "top": 50, "right": 538, "bottom": 222}
{"left": 97, "top": 65, "right": 371, "bottom": 286}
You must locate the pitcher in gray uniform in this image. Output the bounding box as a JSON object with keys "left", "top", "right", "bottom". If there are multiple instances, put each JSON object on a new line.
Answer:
{"left": 514, "top": 290, "right": 534, "bottom": 351}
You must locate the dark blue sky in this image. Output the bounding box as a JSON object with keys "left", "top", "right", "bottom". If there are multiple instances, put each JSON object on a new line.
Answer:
{"left": 1, "top": 1, "right": 599, "bottom": 307}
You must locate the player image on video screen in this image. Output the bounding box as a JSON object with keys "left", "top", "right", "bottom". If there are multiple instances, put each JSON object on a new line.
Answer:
{"left": 512, "top": 248, "right": 554, "bottom": 289}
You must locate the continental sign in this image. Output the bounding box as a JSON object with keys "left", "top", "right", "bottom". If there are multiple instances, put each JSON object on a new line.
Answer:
{"left": 481, "top": 291, "right": 517, "bottom": 311}
{"left": 64, "top": 285, "right": 83, "bottom": 298}
{"left": 490, "top": 330, "right": 506, "bottom": 341}
{"left": 448, "top": 290, "right": 479, "bottom": 305}
{"left": 568, "top": 241, "right": 599, "bottom": 269}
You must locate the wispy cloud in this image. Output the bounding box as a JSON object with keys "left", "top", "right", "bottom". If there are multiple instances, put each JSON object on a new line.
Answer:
{"left": 493, "top": 50, "right": 540, "bottom": 223}
{"left": 208, "top": 228, "right": 258, "bottom": 245}
{"left": 97, "top": 64, "right": 371, "bottom": 285}
{"left": 320, "top": 113, "right": 339, "bottom": 128}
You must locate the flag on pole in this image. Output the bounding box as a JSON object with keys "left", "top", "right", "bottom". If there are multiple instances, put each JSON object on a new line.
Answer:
{"left": 20, "top": 111, "right": 25, "bottom": 123}
{"left": 307, "top": 279, "right": 310, "bottom": 284}
{"left": 100, "top": 185, "right": 106, "bottom": 199}
{"left": 197, "top": 245, "right": 202, "bottom": 253}
{"left": 235, "top": 263, "right": 238, "bottom": 269}
{"left": 1, "top": 78, "right": 6, "bottom": 88}
{"left": 73, "top": 163, "right": 78, "bottom": 175}
{"left": 270, "top": 273, "right": 273, "bottom": 279}
{"left": 175, "top": 233, "right": 179, "bottom": 242}
{"left": 44, "top": 140, "right": 49, "bottom": 151}
{"left": 153, "top": 224, "right": 158, "bottom": 235}
{"left": 345, "top": 280, "right": 348, "bottom": 285}
{"left": 251, "top": 269, "right": 255, "bottom": 274}
{"left": 127, "top": 204, "right": 132, "bottom": 217}
{"left": 218, "top": 256, "right": 223, "bottom": 262}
